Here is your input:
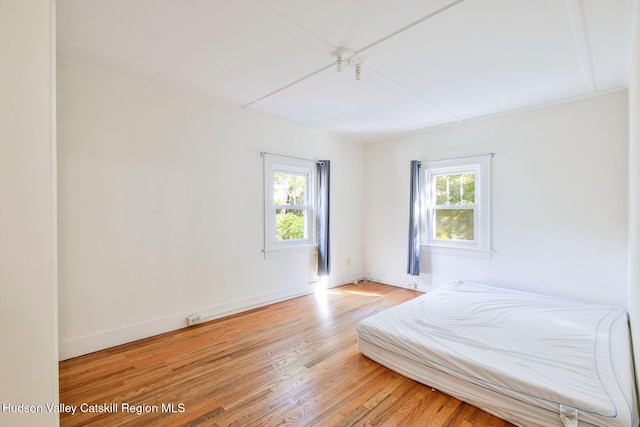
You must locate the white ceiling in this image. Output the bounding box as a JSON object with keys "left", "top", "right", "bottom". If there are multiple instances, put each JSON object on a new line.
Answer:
{"left": 57, "top": 0, "right": 635, "bottom": 142}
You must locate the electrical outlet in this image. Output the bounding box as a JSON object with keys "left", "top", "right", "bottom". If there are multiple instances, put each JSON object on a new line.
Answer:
{"left": 346, "top": 257, "right": 351, "bottom": 266}
{"left": 187, "top": 313, "right": 203, "bottom": 326}
{"left": 408, "top": 282, "right": 417, "bottom": 289}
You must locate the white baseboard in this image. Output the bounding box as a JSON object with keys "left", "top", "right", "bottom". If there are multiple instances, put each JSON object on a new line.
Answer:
{"left": 58, "top": 276, "right": 361, "bottom": 361}
{"left": 362, "top": 273, "right": 429, "bottom": 292}
{"left": 58, "top": 310, "right": 191, "bottom": 361}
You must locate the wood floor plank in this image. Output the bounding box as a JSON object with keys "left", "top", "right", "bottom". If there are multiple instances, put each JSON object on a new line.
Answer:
{"left": 59, "top": 283, "right": 514, "bottom": 426}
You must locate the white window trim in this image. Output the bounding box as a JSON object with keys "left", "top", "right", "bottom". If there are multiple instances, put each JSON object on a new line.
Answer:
{"left": 263, "top": 154, "right": 317, "bottom": 258}
{"left": 420, "top": 155, "right": 492, "bottom": 258}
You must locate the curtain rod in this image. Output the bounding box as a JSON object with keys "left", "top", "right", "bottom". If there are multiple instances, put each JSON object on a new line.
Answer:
{"left": 260, "top": 151, "right": 325, "bottom": 165}
{"left": 420, "top": 152, "right": 495, "bottom": 164}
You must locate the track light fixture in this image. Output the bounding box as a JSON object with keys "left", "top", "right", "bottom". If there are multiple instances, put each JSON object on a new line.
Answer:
{"left": 332, "top": 47, "right": 364, "bottom": 81}
{"left": 333, "top": 47, "right": 353, "bottom": 73}
{"left": 349, "top": 56, "right": 364, "bottom": 81}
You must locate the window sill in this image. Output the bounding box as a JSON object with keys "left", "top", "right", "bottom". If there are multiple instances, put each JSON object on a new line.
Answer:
{"left": 264, "top": 244, "right": 317, "bottom": 259}
{"left": 422, "top": 244, "right": 492, "bottom": 259}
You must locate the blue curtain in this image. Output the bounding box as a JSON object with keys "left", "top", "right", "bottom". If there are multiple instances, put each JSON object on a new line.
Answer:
{"left": 317, "top": 160, "right": 331, "bottom": 276}
{"left": 407, "top": 160, "right": 421, "bottom": 276}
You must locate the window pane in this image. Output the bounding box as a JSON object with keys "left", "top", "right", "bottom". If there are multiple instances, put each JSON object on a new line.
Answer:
{"left": 275, "top": 209, "right": 306, "bottom": 241}
{"left": 434, "top": 173, "right": 475, "bottom": 205}
{"left": 273, "top": 172, "right": 287, "bottom": 204}
{"left": 435, "top": 209, "right": 474, "bottom": 241}
{"left": 293, "top": 174, "right": 306, "bottom": 205}
{"left": 274, "top": 172, "right": 306, "bottom": 206}
{"left": 435, "top": 175, "right": 447, "bottom": 205}
{"left": 461, "top": 173, "right": 475, "bottom": 204}
{"left": 448, "top": 174, "right": 461, "bottom": 205}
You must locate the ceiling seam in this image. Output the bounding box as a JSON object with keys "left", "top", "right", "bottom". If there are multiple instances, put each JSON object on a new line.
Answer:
{"left": 57, "top": 47, "right": 243, "bottom": 112}
{"left": 362, "top": 87, "right": 628, "bottom": 144}
{"left": 244, "top": 0, "right": 469, "bottom": 108}
{"left": 367, "top": 65, "right": 463, "bottom": 122}
{"left": 353, "top": 0, "right": 467, "bottom": 56}
{"left": 246, "top": 0, "right": 335, "bottom": 50}
{"left": 247, "top": 104, "right": 370, "bottom": 142}
{"left": 241, "top": 63, "right": 335, "bottom": 108}
{"left": 622, "top": 0, "right": 640, "bottom": 87}
{"left": 565, "top": 0, "right": 596, "bottom": 93}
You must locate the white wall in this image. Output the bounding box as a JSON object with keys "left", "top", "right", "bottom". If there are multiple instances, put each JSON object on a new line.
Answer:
{"left": 627, "top": 0, "right": 640, "bottom": 396}
{"left": 364, "top": 91, "right": 629, "bottom": 307}
{"left": 0, "top": 1, "right": 59, "bottom": 426}
{"left": 57, "top": 62, "right": 364, "bottom": 359}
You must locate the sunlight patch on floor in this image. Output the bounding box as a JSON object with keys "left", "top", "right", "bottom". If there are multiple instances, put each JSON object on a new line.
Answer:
{"left": 313, "top": 278, "right": 331, "bottom": 316}
{"left": 333, "top": 289, "right": 382, "bottom": 297}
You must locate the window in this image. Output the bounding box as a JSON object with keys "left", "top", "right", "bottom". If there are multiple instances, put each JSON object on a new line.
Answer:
{"left": 421, "top": 155, "right": 492, "bottom": 257}
{"left": 264, "top": 154, "right": 316, "bottom": 257}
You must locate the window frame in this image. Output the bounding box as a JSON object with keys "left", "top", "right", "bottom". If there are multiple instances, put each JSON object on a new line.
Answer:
{"left": 420, "top": 155, "right": 492, "bottom": 258}
{"left": 263, "top": 154, "right": 317, "bottom": 258}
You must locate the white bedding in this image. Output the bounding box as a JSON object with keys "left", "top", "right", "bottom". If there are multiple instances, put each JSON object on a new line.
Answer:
{"left": 356, "top": 282, "right": 638, "bottom": 427}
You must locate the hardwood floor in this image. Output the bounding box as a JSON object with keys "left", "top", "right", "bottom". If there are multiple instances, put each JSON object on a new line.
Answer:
{"left": 59, "top": 282, "right": 514, "bottom": 426}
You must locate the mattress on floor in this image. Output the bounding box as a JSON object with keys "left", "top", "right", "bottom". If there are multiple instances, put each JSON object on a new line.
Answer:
{"left": 356, "top": 282, "right": 638, "bottom": 427}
